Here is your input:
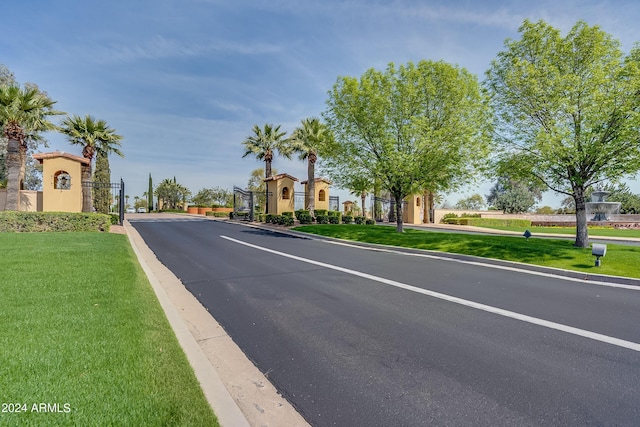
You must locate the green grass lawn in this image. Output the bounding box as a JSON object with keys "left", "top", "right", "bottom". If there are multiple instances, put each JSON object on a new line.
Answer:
{"left": 0, "top": 232, "right": 219, "bottom": 426}
{"left": 473, "top": 224, "right": 640, "bottom": 238}
{"left": 293, "top": 224, "right": 640, "bottom": 278}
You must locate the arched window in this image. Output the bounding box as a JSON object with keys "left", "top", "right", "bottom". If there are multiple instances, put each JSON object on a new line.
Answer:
{"left": 54, "top": 170, "right": 71, "bottom": 190}
{"left": 282, "top": 186, "right": 290, "bottom": 199}
{"left": 416, "top": 197, "right": 421, "bottom": 206}
{"left": 318, "top": 189, "right": 326, "bottom": 201}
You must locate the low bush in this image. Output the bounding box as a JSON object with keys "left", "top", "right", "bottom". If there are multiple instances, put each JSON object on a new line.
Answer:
{"left": 342, "top": 215, "right": 353, "bottom": 224}
{"left": 354, "top": 216, "right": 365, "bottom": 225}
{"left": 277, "top": 214, "right": 294, "bottom": 226}
{"left": 205, "top": 211, "right": 229, "bottom": 218}
{"left": 365, "top": 219, "right": 376, "bottom": 225}
{"left": 265, "top": 213, "right": 277, "bottom": 223}
{"left": 441, "top": 213, "right": 459, "bottom": 224}
{"left": 328, "top": 211, "right": 341, "bottom": 224}
{"left": 256, "top": 213, "right": 266, "bottom": 222}
{"left": 316, "top": 214, "right": 329, "bottom": 224}
{"left": 0, "top": 212, "right": 111, "bottom": 232}
{"left": 315, "top": 209, "right": 328, "bottom": 216}
{"left": 456, "top": 217, "right": 532, "bottom": 227}
{"left": 295, "top": 210, "right": 313, "bottom": 224}
{"left": 109, "top": 214, "right": 120, "bottom": 225}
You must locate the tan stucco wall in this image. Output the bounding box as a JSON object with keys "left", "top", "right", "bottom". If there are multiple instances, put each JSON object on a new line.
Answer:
{"left": 19, "top": 190, "right": 43, "bottom": 212}
{"left": 403, "top": 194, "right": 423, "bottom": 224}
{"left": 41, "top": 157, "right": 83, "bottom": 212}
{"left": 0, "top": 189, "right": 43, "bottom": 211}
{"left": 304, "top": 180, "right": 330, "bottom": 211}
{"left": 266, "top": 178, "right": 296, "bottom": 215}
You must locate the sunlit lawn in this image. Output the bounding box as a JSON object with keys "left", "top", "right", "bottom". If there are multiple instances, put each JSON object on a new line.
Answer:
{"left": 0, "top": 232, "right": 219, "bottom": 426}
{"left": 474, "top": 224, "right": 640, "bottom": 238}
{"left": 293, "top": 224, "right": 640, "bottom": 278}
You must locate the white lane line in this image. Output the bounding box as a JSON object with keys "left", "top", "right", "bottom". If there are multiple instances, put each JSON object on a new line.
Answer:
{"left": 220, "top": 235, "right": 640, "bottom": 353}
{"left": 323, "top": 239, "right": 640, "bottom": 291}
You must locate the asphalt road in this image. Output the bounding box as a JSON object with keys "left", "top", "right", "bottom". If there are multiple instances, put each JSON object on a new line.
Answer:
{"left": 130, "top": 216, "right": 640, "bottom": 426}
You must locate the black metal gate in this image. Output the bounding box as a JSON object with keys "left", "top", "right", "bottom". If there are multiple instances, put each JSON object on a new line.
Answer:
{"left": 82, "top": 178, "right": 125, "bottom": 225}
{"left": 329, "top": 196, "right": 340, "bottom": 212}
{"left": 233, "top": 186, "right": 258, "bottom": 221}
{"left": 371, "top": 196, "right": 391, "bottom": 222}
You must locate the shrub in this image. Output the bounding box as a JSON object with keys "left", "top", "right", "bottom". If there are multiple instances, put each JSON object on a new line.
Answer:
{"left": 365, "top": 219, "right": 376, "bottom": 225}
{"left": 256, "top": 213, "right": 266, "bottom": 222}
{"left": 109, "top": 214, "right": 120, "bottom": 225}
{"left": 279, "top": 215, "right": 294, "bottom": 226}
{"left": 0, "top": 212, "right": 111, "bottom": 232}
{"left": 315, "top": 209, "right": 328, "bottom": 216}
{"left": 282, "top": 211, "right": 294, "bottom": 218}
{"left": 205, "top": 211, "right": 229, "bottom": 218}
{"left": 342, "top": 215, "right": 353, "bottom": 224}
{"left": 457, "top": 217, "right": 532, "bottom": 227}
{"left": 354, "top": 216, "right": 365, "bottom": 225}
{"left": 328, "top": 211, "right": 341, "bottom": 224}
{"left": 265, "top": 213, "right": 277, "bottom": 224}
{"left": 441, "top": 213, "right": 459, "bottom": 224}
{"left": 316, "top": 214, "right": 329, "bottom": 224}
{"left": 295, "top": 210, "right": 313, "bottom": 224}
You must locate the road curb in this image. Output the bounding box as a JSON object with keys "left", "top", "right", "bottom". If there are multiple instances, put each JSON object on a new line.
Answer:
{"left": 124, "top": 218, "right": 310, "bottom": 427}
{"left": 124, "top": 221, "right": 251, "bottom": 427}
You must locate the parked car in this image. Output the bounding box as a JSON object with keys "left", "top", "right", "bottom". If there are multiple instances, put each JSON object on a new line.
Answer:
{"left": 137, "top": 207, "right": 146, "bottom": 213}
{"left": 126, "top": 208, "right": 135, "bottom": 213}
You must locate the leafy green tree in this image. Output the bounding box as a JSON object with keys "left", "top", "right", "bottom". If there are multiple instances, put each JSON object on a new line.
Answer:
{"left": 536, "top": 206, "right": 555, "bottom": 214}
{"left": 155, "top": 178, "right": 190, "bottom": 210}
{"left": 0, "top": 84, "right": 62, "bottom": 210}
{"left": 486, "top": 20, "right": 640, "bottom": 247}
{"left": 60, "top": 114, "right": 123, "bottom": 212}
{"left": 486, "top": 177, "right": 542, "bottom": 213}
{"left": 455, "top": 193, "right": 485, "bottom": 210}
{"left": 148, "top": 174, "right": 154, "bottom": 211}
{"left": 93, "top": 151, "right": 111, "bottom": 214}
{"left": 290, "top": 117, "right": 333, "bottom": 216}
{"left": 323, "top": 60, "right": 492, "bottom": 232}
{"left": 191, "top": 188, "right": 214, "bottom": 206}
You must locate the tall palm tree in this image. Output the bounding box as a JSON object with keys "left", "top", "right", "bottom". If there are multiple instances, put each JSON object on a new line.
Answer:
{"left": 0, "top": 85, "right": 62, "bottom": 210}
{"left": 242, "top": 123, "right": 290, "bottom": 213}
{"left": 60, "top": 114, "right": 123, "bottom": 212}
{"left": 242, "top": 123, "right": 290, "bottom": 178}
{"left": 290, "top": 117, "right": 332, "bottom": 216}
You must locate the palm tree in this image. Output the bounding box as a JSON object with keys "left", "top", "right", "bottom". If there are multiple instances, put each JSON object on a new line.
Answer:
{"left": 0, "top": 85, "right": 62, "bottom": 210}
{"left": 290, "top": 117, "right": 333, "bottom": 216}
{"left": 60, "top": 114, "right": 123, "bottom": 212}
{"left": 242, "top": 123, "right": 290, "bottom": 213}
{"left": 242, "top": 123, "right": 290, "bottom": 178}
{"left": 347, "top": 175, "right": 373, "bottom": 218}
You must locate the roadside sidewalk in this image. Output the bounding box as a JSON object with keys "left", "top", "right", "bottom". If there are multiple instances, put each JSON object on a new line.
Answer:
{"left": 124, "top": 220, "right": 310, "bottom": 427}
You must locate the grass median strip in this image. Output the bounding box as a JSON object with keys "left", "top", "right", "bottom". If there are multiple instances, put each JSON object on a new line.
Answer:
{"left": 292, "top": 224, "right": 640, "bottom": 279}
{"left": 0, "top": 232, "right": 219, "bottom": 426}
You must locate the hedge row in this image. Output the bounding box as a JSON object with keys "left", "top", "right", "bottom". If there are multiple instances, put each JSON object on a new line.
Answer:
{"left": 456, "top": 217, "right": 532, "bottom": 227}
{"left": 205, "top": 211, "right": 230, "bottom": 218}
{"left": 0, "top": 212, "right": 111, "bottom": 232}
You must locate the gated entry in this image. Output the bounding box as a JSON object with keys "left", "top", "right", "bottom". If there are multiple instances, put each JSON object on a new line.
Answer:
{"left": 82, "top": 178, "right": 125, "bottom": 225}
{"left": 233, "top": 186, "right": 261, "bottom": 221}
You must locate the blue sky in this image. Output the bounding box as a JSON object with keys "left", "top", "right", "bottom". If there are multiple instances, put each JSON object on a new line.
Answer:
{"left": 3, "top": 0, "right": 640, "bottom": 207}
